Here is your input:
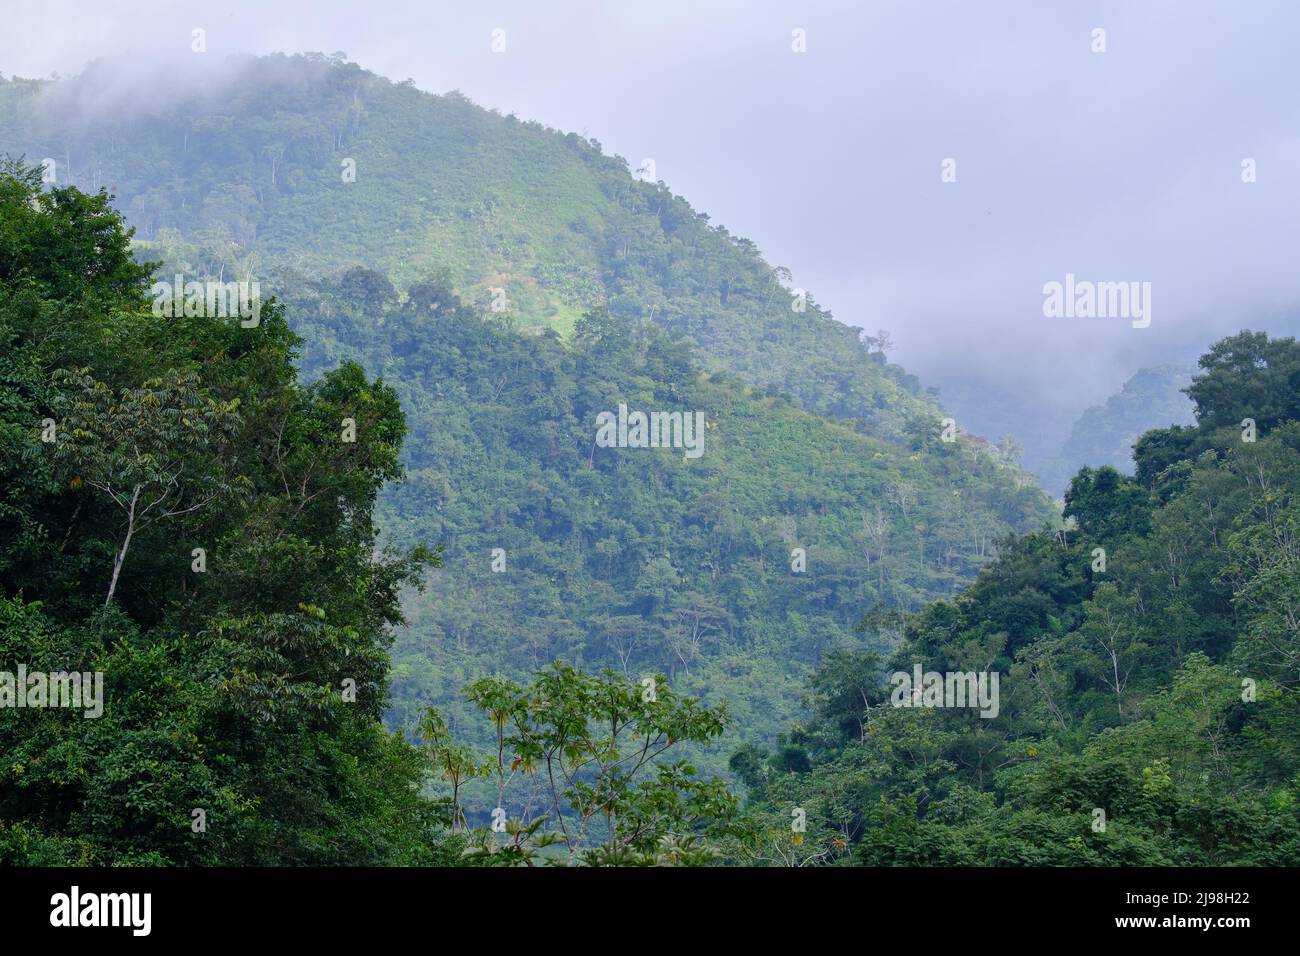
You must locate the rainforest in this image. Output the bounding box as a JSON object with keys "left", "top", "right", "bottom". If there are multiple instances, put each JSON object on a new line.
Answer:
{"left": 1, "top": 12, "right": 1298, "bottom": 883}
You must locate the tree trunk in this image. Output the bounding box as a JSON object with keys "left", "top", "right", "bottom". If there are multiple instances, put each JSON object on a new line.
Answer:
{"left": 104, "top": 484, "right": 141, "bottom": 608}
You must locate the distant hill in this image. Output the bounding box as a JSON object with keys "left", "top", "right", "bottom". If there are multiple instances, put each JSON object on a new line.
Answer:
{"left": 1037, "top": 364, "right": 1196, "bottom": 496}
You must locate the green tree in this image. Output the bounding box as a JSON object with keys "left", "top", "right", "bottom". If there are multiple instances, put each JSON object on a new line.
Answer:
{"left": 51, "top": 368, "right": 240, "bottom": 607}
{"left": 451, "top": 665, "right": 736, "bottom": 865}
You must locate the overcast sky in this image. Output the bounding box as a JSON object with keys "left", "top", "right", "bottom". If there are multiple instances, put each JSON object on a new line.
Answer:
{"left": 4, "top": 0, "right": 1298, "bottom": 440}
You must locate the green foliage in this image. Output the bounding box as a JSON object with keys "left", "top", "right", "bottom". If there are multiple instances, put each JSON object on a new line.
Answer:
{"left": 1063, "top": 466, "right": 1153, "bottom": 541}
{"left": 6, "top": 55, "right": 1297, "bottom": 870}
{"left": 737, "top": 331, "right": 1300, "bottom": 865}
{"left": 1, "top": 56, "right": 1054, "bottom": 782}
{"left": 51, "top": 367, "right": 242, "bottom": 607}
{"left": 274, "top": 276, "right": 1051, "bottom": 776}
{"left": 437, "top": 666, "right": 735, "bottom": 866}
{"left": 1185, "top": 331, "right": 1300, "bottom": 432}
{"left": 0, "top": 156, "right": 155, "bottom": 304}
{"left": 1134, "top": 331, "right": 1300, "bottom": 490}
{"left": 0, "top": 161, "right": 443, "bottom": 865}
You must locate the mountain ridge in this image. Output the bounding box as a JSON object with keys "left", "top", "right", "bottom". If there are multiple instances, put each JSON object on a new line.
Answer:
{"left": 1, "top": 52, "right": 952, "bottom": 444}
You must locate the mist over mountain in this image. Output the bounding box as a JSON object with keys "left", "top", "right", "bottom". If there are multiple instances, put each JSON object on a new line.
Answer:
{"left": 2, "top": 54, "right": 947, "bottom": 437}
{"left": 8, "top": 1, "right": 1300, "bottom": 465}
{"left": 1033, "top": 364, "right": 1197, "bottom": 497}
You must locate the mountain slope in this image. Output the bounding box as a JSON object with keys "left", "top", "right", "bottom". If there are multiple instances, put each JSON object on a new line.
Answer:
{"left": 1, "top": 54, "right": 934, "bottom": 436}
{"left": 1037, "top": 364, "right": 1197, "bottom": 496}
{"left": 735, "top": 332, "right": 1300, "bottom": 866}
{"left": 0, "top": 54, "right": 1056, "bottom": 773}
{"left": 281, "top": 278, "right": 1053, "bottom": 770}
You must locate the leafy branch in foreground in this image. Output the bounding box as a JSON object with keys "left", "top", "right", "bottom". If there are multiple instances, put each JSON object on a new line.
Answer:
{"left": 423, "top": 664, "right": 736, "bottom": 865}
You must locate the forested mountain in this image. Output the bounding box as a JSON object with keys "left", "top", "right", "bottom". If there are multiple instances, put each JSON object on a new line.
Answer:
{"left": 0, "top": 54, "right": 937, "bottom": 436}
{"left": 2, "top": 157, "right": 746, "bottom": 865}
{"left": 3, "top": 51, "right": 1296, "bottom": 868}
{"left": 1036, "top": 364, "right": 1197, "bottom": 496}
{"left": 0, "top": 55, "right": 1055, "bottom": 776}
{"left": 735, "top": 331, "right": 1300, "bottom": 864}
{"left": 274, "top": 274, "right": 1049, "bottom": 773}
